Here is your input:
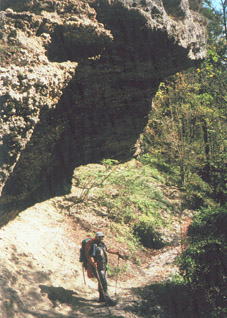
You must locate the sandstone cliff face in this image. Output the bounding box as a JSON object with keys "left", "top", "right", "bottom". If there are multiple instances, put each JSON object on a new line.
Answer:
{"left": 0, "top": 0, "right": 206, "bottom": 221}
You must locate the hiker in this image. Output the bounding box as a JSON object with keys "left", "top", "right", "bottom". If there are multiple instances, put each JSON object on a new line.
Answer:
{"left": 89, "top": 231, "right": 124, "bottom": 305}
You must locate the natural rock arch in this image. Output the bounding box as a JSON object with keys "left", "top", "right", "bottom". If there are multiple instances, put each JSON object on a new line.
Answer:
{"left": 0, "top": 0, "right": 206, "bottom": 222}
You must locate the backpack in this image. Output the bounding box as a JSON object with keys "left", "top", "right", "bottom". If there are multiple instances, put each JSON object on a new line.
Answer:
{"left": 79, "top": 238, "right": 95, "bottom": 269}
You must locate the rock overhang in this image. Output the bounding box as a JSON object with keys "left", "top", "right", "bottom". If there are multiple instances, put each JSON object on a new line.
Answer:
{"left": 0, "top": 0, "right": 207, "bottom": 220}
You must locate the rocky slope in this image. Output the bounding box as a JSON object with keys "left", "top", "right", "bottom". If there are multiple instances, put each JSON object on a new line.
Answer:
{"left": 0, "top": 164, "right": 193, "bottom": 318}
{"left": 0, "top": 0, "right": 207, "bottom": 222}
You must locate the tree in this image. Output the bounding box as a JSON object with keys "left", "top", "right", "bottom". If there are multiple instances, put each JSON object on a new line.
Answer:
{"left": 220, "top": 0, "right": 227, "bottom": 39}
{"left": 178, "top": 205, "right": 227, "bottom": 317}
{"left": 141, "top": 0, "right": 227, "bottom": 204}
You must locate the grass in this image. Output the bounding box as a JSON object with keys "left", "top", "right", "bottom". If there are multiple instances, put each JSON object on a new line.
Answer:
{"left": 108, "top": 263, "right": 129, "bottom": 278}
{"left": 71, "top": 155, "right": 225, "bottom": 316}
{"left": 71, "top": 153, "right": 216, "bottom": 251}
{"left": 71, "top": 155, "right": 180, "bottom": 250}
{"left": 112, "top": 223, "right": 142, "bottom": 253}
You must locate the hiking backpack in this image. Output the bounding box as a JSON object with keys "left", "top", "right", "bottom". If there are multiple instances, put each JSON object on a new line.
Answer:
{"left": 79, "top": 238, "right": 95, "bottom": 269}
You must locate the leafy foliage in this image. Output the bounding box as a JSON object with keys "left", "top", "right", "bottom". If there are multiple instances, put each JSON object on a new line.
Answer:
{"left": 139, "top": 0, "right": 227, "bottom": 207}
{"left": 178, "top": 205, "right": 227, "bottom": 316}
{"left": 72, "top": 156, "right": 178, "bottom": 249}
{"left": 141, "top": 42, "right": 226, "bottom": 206}
{"left": 133, "top": 3, "right": 227, "bottom": 316}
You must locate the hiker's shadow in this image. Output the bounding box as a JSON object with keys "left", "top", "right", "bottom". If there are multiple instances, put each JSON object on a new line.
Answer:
{"left": 39, "top": 285, "right": 92, "bottom": 308}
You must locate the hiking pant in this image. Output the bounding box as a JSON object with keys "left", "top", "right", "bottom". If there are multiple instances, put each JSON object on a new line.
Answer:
{"left": 93, "top": 268, "right": 109, "bottom": 301}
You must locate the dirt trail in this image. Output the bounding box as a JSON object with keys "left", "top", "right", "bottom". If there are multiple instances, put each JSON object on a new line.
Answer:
{"left": 0, "top": 199, "right": 192, "bottom": 318}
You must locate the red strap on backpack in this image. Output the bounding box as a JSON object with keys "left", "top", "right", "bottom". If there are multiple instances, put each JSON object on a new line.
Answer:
{"left": 85, "top": 238, "right": 95, "bottom": 278}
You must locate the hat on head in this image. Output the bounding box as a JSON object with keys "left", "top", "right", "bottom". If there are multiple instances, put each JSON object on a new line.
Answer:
{"left": 95, "top": 231, "right": 104, "bottom": 238}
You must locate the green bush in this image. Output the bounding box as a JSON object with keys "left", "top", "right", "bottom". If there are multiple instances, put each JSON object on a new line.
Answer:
{"left": 92, "top": 158, "right": 175, "bottom": 227}
{"left": 187, "top": 205, "right": 227, "bottom": 241}
{"left": 178, "top": 205, "right": 227, "bottom": 315}
{"left": 184, "top": 173, "right": 214, "bottom": 209}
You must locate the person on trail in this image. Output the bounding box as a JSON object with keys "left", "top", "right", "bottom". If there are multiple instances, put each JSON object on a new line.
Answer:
{"left": 89, "top": 231, "right": 124, "bottom": 306}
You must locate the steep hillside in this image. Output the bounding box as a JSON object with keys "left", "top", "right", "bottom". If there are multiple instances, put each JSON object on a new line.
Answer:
{"left": 0, "top": 160, "right": 194, "bottom": 317}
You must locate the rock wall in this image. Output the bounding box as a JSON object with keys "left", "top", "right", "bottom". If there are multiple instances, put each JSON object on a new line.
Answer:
{"left": 0, "top": 0, "right": 206, "bottom": 222}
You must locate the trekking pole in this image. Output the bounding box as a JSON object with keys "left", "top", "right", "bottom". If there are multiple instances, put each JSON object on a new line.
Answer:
{"left": 115, "top": 254, "right": 120, "bottom": 296}
{"left": 82, "top": 266, "right": 86, "bottom": 285}
{"left": 94, "top": 267, "right": 113, "bottom": 317}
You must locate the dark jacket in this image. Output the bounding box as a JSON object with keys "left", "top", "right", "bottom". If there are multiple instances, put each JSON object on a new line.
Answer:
{"left": 90, "top": 241, "right": 108, "bottom": 270}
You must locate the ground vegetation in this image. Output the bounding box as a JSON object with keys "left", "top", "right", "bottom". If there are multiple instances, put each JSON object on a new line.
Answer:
{"left": 134, "top": 1, "right": 227, "bottom": 316}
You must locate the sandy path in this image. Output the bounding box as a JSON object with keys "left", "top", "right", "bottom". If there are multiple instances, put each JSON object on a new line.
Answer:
{"left": 0, "top": 199, "right": 190, "bottom": 318}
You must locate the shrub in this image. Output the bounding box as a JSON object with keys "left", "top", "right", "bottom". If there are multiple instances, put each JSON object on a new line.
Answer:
{"left": 183, "top": 173, "right": 214, "bottom": 209}
{"left": 178, "top": 205, "right": 227, "bottom": 315}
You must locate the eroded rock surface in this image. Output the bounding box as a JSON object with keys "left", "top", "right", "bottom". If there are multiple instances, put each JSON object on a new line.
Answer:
{"left": 0, "top": 0, "right": 206, "bottom": 222}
